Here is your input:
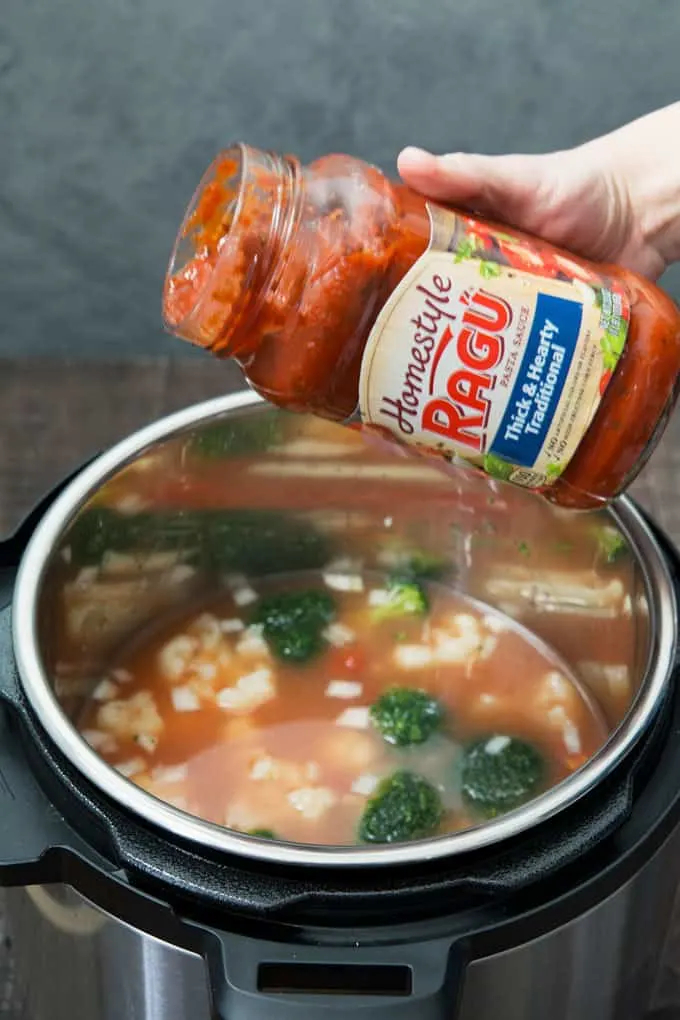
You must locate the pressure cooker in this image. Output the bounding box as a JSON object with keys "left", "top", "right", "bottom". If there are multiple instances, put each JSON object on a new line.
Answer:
{"left": 1, "top": 390, "right": 680, "bottom": 1020}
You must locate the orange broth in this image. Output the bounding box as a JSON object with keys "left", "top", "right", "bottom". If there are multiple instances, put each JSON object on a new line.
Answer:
{"left": 78, "top": 570, "right": 607, "bottom": 846}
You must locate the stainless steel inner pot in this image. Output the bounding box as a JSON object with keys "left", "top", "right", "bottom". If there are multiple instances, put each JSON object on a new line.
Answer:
{"left": 11, "top": 391, "right": 678, "bottom": 868}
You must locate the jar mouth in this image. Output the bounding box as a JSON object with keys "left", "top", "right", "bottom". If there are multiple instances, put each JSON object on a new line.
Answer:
{"left": 162, "top": 144, "right": 247, "bottom": 348}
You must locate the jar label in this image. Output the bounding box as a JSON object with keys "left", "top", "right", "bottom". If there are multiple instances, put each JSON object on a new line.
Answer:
{"left": 358, "top": 205, "right": 630, "bottom": 488}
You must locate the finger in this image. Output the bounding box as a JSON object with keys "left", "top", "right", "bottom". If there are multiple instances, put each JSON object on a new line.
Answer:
{"left": 397, "top": 148, "right": 486, "bottom": 205}
{"left": 397, "top": 147, "right": 554, "bottom": 226}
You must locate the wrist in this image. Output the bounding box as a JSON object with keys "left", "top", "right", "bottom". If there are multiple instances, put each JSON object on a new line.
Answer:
{"left": 592, "top": 104, "right": 680, "bottom": 272}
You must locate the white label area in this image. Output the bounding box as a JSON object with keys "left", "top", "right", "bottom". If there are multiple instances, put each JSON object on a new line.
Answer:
{"left": 358, "top": 211, "right": 627, "bottom": 488}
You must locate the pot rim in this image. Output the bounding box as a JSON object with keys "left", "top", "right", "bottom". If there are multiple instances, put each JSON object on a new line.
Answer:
{"left": 11, "top": 390, "right": 679, "bottom": 869}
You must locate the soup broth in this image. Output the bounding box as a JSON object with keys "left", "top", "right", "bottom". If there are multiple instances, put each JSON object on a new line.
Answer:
{"left": 78, "top": 569, "right": 608, "bottom": 846}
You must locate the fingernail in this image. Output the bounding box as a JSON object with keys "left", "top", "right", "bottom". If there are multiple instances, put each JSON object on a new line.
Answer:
{"left": 399, "top": 146, "right": 435, "bottom": 162}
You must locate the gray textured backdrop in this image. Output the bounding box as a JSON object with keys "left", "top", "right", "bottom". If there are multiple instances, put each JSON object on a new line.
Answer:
{"left": 1, "top": 0, "right": 679, "bottom": 359}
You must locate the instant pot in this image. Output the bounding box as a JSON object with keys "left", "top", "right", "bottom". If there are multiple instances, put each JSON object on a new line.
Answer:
{"left": 1, "top": 391, "right": 680, "bottom": 1020}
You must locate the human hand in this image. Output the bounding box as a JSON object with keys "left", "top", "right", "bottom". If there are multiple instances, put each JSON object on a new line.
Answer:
{"left": 398, "top": 103, "right": 680, "bottom": 281}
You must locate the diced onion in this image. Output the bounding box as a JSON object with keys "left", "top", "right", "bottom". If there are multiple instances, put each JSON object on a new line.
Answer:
{"left": 171, "top": 686, "right": 201, "bottom": 712}
{"left": 326, "top": 680, "right": 363, "bottom": 700}
{"left": 115, "top": 758, "right": 146, "bottom": 778}
{"left": 92, "top": 679, "right": 119, "bottom": 702}
{"left": 220, "top": 618, "right": 245, "bottom": 633}
{"left": 351, "top": 774, "right": 379, "bottom": 796}
{"left": 151, "top": 764, "right": 189, "bottom": 784}
{"left": 484, "top": 736, "right": 511, "bottom": 755}
{"left": 393, "top": 644, "right": 433, "bottom": 670}
{"left": 158, "top": 634, "right": 198, "bottom": 682}
{"left": 135, "top": 733, "right": 158, "bottom": 753}
{"left": 323, "top": 573, "right": 365, "bottom": 593}
{"left": 562, "top": 721, "right": 582, "bottom": 755}
{"left": 236, "top": 626, "right": 269, "bottom": 657}
{"left": 323, "top": 622, "right": 356, "bottom": 647}
{"left": 287, "top": 787, "right": 336, "bottom": 820}
{"left": 336, "top": 706, "right": 370, "bottom": 729}
{"left": 81, "top": 729, "right": 118, "bottom": 753}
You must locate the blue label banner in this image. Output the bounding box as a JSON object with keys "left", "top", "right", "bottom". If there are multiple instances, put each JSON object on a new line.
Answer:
{"left": 491, "top": 292, "right": 583, "bottom": 468}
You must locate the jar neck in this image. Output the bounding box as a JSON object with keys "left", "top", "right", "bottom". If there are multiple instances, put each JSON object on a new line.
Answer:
{"left": 163, "top": 144, "right": 302, "bottom": 357}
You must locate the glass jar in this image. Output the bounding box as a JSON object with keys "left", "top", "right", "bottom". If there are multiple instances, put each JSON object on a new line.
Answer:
{"left": 162, "top": 144, "right": 680, "bottom": 510}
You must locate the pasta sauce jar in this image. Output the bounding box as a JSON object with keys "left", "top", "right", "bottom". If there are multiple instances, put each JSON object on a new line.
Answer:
{"left": 162, "top": 145, "right": 680, "bottom": 509}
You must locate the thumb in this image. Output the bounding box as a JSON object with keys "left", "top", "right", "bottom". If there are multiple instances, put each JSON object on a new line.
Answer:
{"left": 397, "top": 146, "right": 558, "bottom": 233}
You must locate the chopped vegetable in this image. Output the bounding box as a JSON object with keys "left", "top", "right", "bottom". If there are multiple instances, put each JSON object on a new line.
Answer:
{"left": 372, "top": 578, "right": 428, "bottom": 622}
{"left": 596, "top": 525, "right": 628, "bottom": 564}
{"left": 232, "top": 585, "right": 258, "bottom": 607}
{"left": 217, "top": 668, "right": 276, "bottom": 711}
{"left": 235, "top": 625, "right": 269, "bottom": 657}
{"left": 159, "top": 634, "right": 199, "bottom": 682}
{"left": 92, "top": 679, "right": 119, "bottom": 702}
{"left": 336, "top": 706, "right": 371, "bottom": 729}
{"left": 370, "top": 687, "right": 445, "bottom": 747}
{"left": 392, "top": 550, "right": 449, "bottom": 581}
{"left": 323, "top": 571, "right": 365, "bottom": 592}
{"left": 247, "top": 828, "right": 278, "bottom": 840}
{"left": 250, "top": 589, "right": 336, "bottom": 664}
{"left": 461, "top": 736, "right": 545, "bottom": 818}
{"left": 98, "top": 691, "right": 163, "bottom": 741}
{"left": 358, "top": 770, "right": 444, "bottom": 844}
{"left": 288, "top": 786, "right": 337, "bottom": 819}
{"left": 352, "top": 774, "right": 379, "bottom": 796}
{"left": 187, "top": 412, "right": 286, "bottom": 459}
{"left": 171, "top": 686, "right": 201, "bottom": 712}
{"left": 66, "top": 507, "right": 332, "bottom": 576}
{"left": 323, "top": 622, "right": 356, "bottom": 647}
{"left": 393, "top": 643, "right": 434, "bottom": 669}
{"left": 326, "top": 680, "right": 363, "bottom": 700}
{"left": 483, "top": 453, "right": 514, "bottom": 481}
{"left": 116, "top": 758, "right": 146, "bottom": 779}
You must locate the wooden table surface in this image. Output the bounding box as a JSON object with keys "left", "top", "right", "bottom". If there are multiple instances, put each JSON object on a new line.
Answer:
{"left": 1, "top": 357, "right": 679, "bottom": 542}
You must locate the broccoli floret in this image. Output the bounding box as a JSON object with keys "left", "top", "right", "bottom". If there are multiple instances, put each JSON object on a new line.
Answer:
{"left": 394, "top": 550, "right": 449, "bottom": 581}
{"left": 358, "top": 770, "right": 444, "bottom": 844}
{"left": 596, "top": 525, "right": 628, "bottom": 564}
{"left": 66, "top": 507, "right": 157, "bottom": 566}
{"left": 370, "top": 687, "right": 445, "bottom": 747}
{"left": 66, "top": 507, "right": 332, "bottom": 576}
{"left": 250, "top": 589, "right": 336, "bottom": 664}
{"left": 247, "top": 828, "right": 278, "bottom": 840}
{"left": 65, "top": 507, "right": 205, "bottom": 567}
{"left": 187, "top": 412, "right": 286, "bottom": 460}
{"left": 198, "top": 511, "right": 332, "bottom": 576}
{"left": 461, "top": 736, "right": 545, "bottom": 819}
{"left": 372, "top": 578, "right": 429, "bottom": 622}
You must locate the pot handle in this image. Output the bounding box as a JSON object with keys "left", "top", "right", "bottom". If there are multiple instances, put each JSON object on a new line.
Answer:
{"left": 0, "top": 540, "right": 19, "bottom": 612}
{"left": 0, "top": 459, "right": 92, "bottom": 610}
{"left": 0, "top": 489, "right": 116, "bottom": 884}
{"left": 0, "top": 608, "right": 101, "bottom": 884}
{"left": 0, "top": 698, "right": 80, "bottom": 885}
{"left": 0, "top": 516, "right": 85, "bottom": 882}
{"left": 198, "top": 928, "right": 464, "bottom": 1020}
